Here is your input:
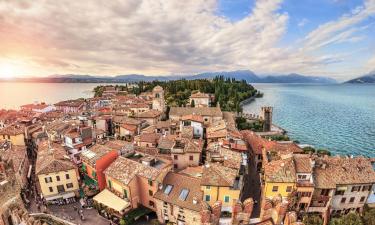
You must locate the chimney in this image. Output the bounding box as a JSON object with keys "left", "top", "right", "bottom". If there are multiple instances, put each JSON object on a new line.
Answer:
{"left": 193, "top": 197, "right": 198, "bottom": 205}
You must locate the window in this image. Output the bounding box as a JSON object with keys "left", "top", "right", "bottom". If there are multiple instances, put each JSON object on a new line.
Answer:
{"left": 148, "top": 180, "right": 153, "bottom": 186}
{"left": 174, "top": 164, "right": 178, "bottom": 169}
{"left": 174, "top": 155, "right": 178, "bottom": 160}
{"left": 108, "top": 180, "right": 112, "bottom": 189}
{"left": 164, "top": 185, "right": 173, "bottom": 195}
{"left": 362, "top": 185, "right": 372, "bottom": 192}
{"left": 224, "top": 196, "right": 230, "bottom": 203}
{"left": 299, "top": 192, "right": 311, "bottom": 197}
{"left": 65, "top": 174, "right": 70, "bottom": 179}
{"left": 57, "top": 185, "right": 65, "bottom": 193}
{"left": 206, "top": 186, "right": 211, "bottom": 190}
{"left": 286, "top": 186, "right": 292, "bottom": 192}
{"left": 45, "top": 177, "right": 52, "bottom": 183}
{"left": 56, "top": 176, "right": 60, "bottom": 181}
{"left": 352, "top": 186, "right": 361, "bottom": 192}
{"left": 321, "top": 189, "right": 330, "bottom": 196}
{"left": 49, "top": 187, "right": 53, "bottom": 192}
{"left": 189, "top": 155, "right": 194, "bottom": 161}
{"left": 360, "top": 196, "right": 366, "bottom": 202}
{"left": 123, "top": 189, "right": 128, "bottom": 198}
{"left": 272, "top": 186, "right": 279, "bottom": 192}
{"left": 149, "top": 201, "right": 155, "bottom": 207}
{"left": 335, "top": 190, "right": 345, "bottom": 195}
{"left": 349, "top": 197, "right": 355, "bottom": 203}
{"left": 341, "top": 198, "right": 346, "bottom": 203}
{"left": 297, "top": 174, "right": 307, "bottom": 180}
{"left": 179, "top": 189, "right": 189, "bottom": 201}
{"left": 66, "top": 183, "right": 73, "bottom": 189}
{"left": 205, "top": 195, "right": 211, "bottom": 201}
{"left": 92, "top": 171, "right": 97, "bottom": 178}
{"left": 149, "top": 190, "right": 153, "bottom": 196}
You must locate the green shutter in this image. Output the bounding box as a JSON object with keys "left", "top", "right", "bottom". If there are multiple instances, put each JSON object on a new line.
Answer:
{"left": 123, "top": 189, "right": 127, "bottom": 198}
{"left": 108, "top": 180, "right": 112, "bottom": 188}
{"left": 81, "top": 164, "right": 86, "bottom": 172}
{"left": 92, "top": 171, "right": 97, "bottom": 178}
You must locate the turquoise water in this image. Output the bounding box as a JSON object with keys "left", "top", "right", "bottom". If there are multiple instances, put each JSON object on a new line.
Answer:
{"left": 242, "top": 84, "right": 375, "bottom": 157}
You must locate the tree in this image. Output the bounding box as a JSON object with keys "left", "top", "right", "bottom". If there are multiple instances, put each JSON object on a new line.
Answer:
{"left": 302, "top": 214, "right": 323, "bottom": 225}
{"left": 191, "top": 99, "right": 195, "bottom": 107}
{"left": 119, "top": 219, "right": 127, "bottom": 225}
{"left": 362, "top": 206, "right": 375, "bottom": 225}
{"left": 329, "top": 213, "right": 363, "bottom": 225}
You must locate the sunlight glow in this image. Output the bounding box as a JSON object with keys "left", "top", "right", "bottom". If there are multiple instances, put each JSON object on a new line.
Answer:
{"left": 0, "top": 63, "right": 16, "bottom": 79}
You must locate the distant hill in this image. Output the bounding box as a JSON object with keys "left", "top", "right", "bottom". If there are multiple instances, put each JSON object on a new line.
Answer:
{"left": 1, "top": 70, "right": 337, "bottom": 84}
{"left": 259, "top": 73, "right": 337, "bottom": 84}
{"left": 345, "top": 72, "right": 375, "bottom": 84}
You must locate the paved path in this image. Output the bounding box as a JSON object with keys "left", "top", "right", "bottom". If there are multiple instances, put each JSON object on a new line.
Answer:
{"left": 241, "top": 153, "right": 261, "bottom": 218}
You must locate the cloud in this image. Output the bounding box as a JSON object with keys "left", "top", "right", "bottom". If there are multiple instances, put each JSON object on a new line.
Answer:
{"left": 298, "top": 18, "right": 309, "bottom": 27}
{"left": 0, "top": 0, "right": 374, "bottom": 80}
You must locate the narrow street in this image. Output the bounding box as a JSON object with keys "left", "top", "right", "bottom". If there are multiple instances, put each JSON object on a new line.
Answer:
{"left": 241, "top": 154, "right": 261, "bottom": 218}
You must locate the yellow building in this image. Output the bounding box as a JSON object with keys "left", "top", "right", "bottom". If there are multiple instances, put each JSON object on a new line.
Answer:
{"left": 0, "top": 124, "right": 26, "bottom": 146}
{"left": 263, "top": 157, "right": 296, "bottom": 199}
{"left": 35, "top": 141, "right": 80, "bottom": 201}
{"left": 201, "top": 163, "right": 241, "bottom": 212}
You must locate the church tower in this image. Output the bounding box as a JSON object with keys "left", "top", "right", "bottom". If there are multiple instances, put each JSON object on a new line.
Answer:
{"left": 152, "top": 85, "right": 165, "bottom": 112}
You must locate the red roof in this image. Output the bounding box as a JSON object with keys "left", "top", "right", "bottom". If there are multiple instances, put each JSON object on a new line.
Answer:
{"left": 241, "top": 130, "right": 302, "bottom": 155}
{"left": 181, "top": 114, "right": 204, "bottom": 123}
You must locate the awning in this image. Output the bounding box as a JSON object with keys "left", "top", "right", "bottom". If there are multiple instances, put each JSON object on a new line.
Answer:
{"left": 62, "top": 192, "right": 75, "bottom": 199}
{"left": 337, "top": 186, "right": 347, "bottom": 191}
{"left": 45, "top": 195, "right": 62, "bottom": 201}
{"left": 93, "top": 189, "right": 130, "bottom": 213}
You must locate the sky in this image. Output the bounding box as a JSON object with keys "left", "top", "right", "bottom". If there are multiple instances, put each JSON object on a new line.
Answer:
{"left": 0, "top": 0, "right": 374, "bottom": 81}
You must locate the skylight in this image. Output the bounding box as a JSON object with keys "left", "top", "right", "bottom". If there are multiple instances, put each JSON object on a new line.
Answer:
{"left": 179, "top": 188, "right": 189, "bottom": 201}
{"left": 164, "top": 185, "right": 173, "bottom": 195}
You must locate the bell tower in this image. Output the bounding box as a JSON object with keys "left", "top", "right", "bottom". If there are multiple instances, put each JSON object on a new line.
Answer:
{"left": 152, "top": 85, "right": 165, "bottom": 112}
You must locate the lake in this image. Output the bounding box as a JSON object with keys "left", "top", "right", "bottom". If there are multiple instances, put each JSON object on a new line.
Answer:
{"left": 242, "top": 83, "right": 375, "bottom": 157}
{"left": 0, "top": 82, "right": 374, "bottom": 157}
{"left": 0, "top": 82, "right": 101, "bottom": 109}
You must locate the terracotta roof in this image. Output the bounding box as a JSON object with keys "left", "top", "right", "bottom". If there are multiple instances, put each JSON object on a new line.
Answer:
{"left": 136, "top": 109, "right": 162, "bottom": 118}
{"left": 293, "top": 154, "right": 313, "bottom": 173}
{"left": 155, "top": 120, "right": 175, "bottom": 129}
{"left": 181, "top": 114, "right": 204, "bottom": 123}
{"left": 121, "top": 124, "right": 138, "bottom": 132}
{"left": 154, "top": 172, "right": 203, "bottom": 212}
{"left": 201, "top": 163, "right": 238, "bottom": 187}
{"left": 35, "top": 141, "right": 75, "bottom": 175}
{"left": 0, "top": 143, "right": 27, "bottom": 173}
{"left": 264, "top": 157, "right": 296, "bottom": 183}
{"left": 241, "top": 130, "right": 302, "bottom": 155}
{"left": 81, "top": 144, "right": 115, "bottom": 167}
{"left": 158, "top": 136, "right": 176, "bottom": 150}
{"left": 220, "top": 147, "right": 243, "bottom": 170}
{"left": 21, "top": 103, "right": 50, "bottom": 110}
{"left": 55, "top": 99, "right": 85, "bottom": 107}
{"left": 104, "top": 140, "right": 132, "bottom": 151}
{"left": 313, "top": 156, "right": 375, "bottom": 189}
{"left": 0, "top": 124, "right": 25, "bottom": 136}
{"left": 172, "top": 138, "right": 203, "bottom": 154}
{"left": 104, "top": 156, "right": 168, "bottom": 185}
{"left": 139, "top": 133, "right": 161, "bottom": 144}
{"left": 179, "top": 166, "right": 203, "bottom": 178}
{"left": 169, "top": 107, "right": 222, "bottom": 117}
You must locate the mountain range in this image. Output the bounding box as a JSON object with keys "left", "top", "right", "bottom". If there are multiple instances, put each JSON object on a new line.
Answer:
{"left": 345, "top": 71, "right": 375, "bottom": 84}
{"left": 1, "top": 70, "right": 338, "bottom": 83}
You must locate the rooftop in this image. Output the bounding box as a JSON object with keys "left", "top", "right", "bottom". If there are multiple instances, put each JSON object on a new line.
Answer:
{"left": 170, "top": 107, "right": 222, "bottom": 117}
{"left": 201, "top": 163, "right": 238, "bottom": 187}
{"left": 154, "top": 172, "right": 203, "bottom": 212}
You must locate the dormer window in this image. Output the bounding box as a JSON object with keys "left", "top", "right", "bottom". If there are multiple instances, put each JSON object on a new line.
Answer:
{"left": 179, "top": 188, "right": 189, "bottom": 201}
{"left": 164, "top": 185, "right": 173, "bottom": 195}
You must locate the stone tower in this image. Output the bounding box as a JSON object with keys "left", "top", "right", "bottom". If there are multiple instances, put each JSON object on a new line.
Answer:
{"left": 261, "top": 106, "right": 273, "bottom": 132}
{"left": 152, "top": 85, "right": 165, "bottom": 112}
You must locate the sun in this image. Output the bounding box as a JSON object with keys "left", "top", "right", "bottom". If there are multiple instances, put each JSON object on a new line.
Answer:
{"left": 0, "top": 63, "right": 16, "bottom": 79}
